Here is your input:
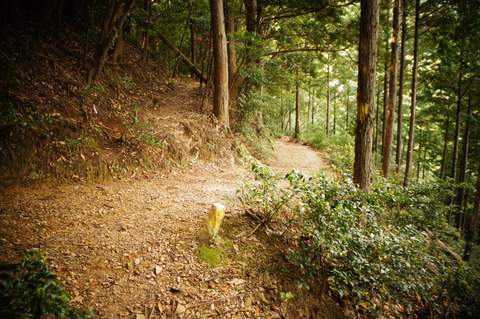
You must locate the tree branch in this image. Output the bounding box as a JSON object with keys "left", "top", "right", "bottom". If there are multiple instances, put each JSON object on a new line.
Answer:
{"left": 264, "top": 47, "right": 350, "bottom": 56}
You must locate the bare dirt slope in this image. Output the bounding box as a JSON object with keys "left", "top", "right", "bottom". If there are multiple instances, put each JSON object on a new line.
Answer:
{"left": 1, "top": 144, "right": 341, "bottom": 319}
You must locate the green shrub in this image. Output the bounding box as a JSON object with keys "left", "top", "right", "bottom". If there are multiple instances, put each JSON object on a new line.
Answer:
{"left": 235, "top": 167, "right": 480, "bottom": 318}
{"left": 300, "top": 127, "right": 354, "bottom": 172}
{"left": 0, "top": 249, "right": 95, "bottom": 319}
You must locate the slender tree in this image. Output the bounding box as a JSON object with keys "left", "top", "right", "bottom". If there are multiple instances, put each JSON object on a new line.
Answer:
{"left": 88, "top": 0, "right": 136, "bottom": 84}
{"left": 354, "top": 0, "right": 380, "bottom": 191}
{"left": 396, "top": 0, "right": 407, "bottom": 174}
{"left": 403, "top": 0, "right": 420, "bottom": 187}
{"left": 382, "top": 0, "right": 401, "bottom": 178}
{"left": 210, "top": 0, "right": 230, "bottom": 128}
{"left": 294, "top": 68, "right": 300, "bottom": 139}
{"left": 326, "top": 57, "right": 331, "bottom": 137}
{"left": 224, "top": 0, "right": 239, "bottom": 113}
{"left": 464, "top": 159, "right": 480, "bottom": 261}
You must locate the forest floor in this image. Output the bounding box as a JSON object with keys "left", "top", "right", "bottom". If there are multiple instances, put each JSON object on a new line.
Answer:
{"left": 0, "top": 77, "right": 340, "bottom": 318}
{"left": 0, "top": 23, "right": 342, "bottom": 318}
{"left": 0, "top": 137, "right": 340, "bottom": 319}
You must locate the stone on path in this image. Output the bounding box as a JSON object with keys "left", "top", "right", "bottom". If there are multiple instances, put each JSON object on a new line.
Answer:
{"left": 206, "top": 203, "right": 226, "bottom": 237}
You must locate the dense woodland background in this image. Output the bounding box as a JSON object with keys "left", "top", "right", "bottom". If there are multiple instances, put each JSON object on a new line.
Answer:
{"left": 1, "top": 0, "right": 480, "bottom": 318}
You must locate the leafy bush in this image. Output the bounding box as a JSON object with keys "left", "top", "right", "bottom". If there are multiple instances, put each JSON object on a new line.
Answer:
{"left": 301, "top": 127, "right": 354, "bottom": 172}
{"left": 0, "top": 249, "right": 95, "bottom": 319}
{"left": 234, "top": 162, "right": 301, "bottom": 226}
{"left": 235, "top": 167, "right": 480, "bottom": 318}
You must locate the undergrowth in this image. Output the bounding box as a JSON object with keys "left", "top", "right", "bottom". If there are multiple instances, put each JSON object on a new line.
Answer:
{"left": 235, "top": 163, "right": 480, "bottom": 318}
{"left": 0, "top": 249, "right": 95, "bottom": 318}
{"left": 300, "top": 126, "right": 354, "bottom": 172}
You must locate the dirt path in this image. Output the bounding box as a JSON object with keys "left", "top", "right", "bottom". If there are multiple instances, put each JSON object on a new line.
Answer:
{"left": 268, "top": 137, "right": 330, "bottom": 176}
{"left": 0, "top": 140, "right": 339, "bottom": 319}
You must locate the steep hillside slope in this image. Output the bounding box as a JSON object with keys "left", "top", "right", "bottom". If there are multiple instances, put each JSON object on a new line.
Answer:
{"left": 0, "top": 20, "right": 233, "bottom": 185}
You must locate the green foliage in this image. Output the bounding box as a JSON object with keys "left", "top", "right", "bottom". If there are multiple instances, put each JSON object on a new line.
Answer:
{"left": 0, "top": 103, "right": 55, "bottom": 129}
{"left": 235, "top": 168, "right": 480, "bottom": 318}
{"left": 280, "top": 292, "right": 294, "bottom": 303}
{"left": 123, "top": 108, "right": 163, "bottom": 148}
{"left": 234, "top": 162, "right": 301, "bottom": 225}
{"left": 196, "top": 245, "right": 224, "bottom": 266}
{"left": 235, "top": 91, "right": 275, "bottom": 161}
{"left": 0, "top": 249, "right": 95, "bottom": 319}
{"left": 301, "top": 126, "right": 354, "bottom": 172}
{"left": 116, "top": 75, "right": 136, "bottom": 88}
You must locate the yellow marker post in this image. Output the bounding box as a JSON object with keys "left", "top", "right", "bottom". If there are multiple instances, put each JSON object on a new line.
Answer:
{"left": 206, "top": 203, "right": 226, "bottom": 237}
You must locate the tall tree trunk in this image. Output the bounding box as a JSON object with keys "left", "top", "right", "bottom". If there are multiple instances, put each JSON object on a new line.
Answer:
{"left": 382, "top": 0, "right": 401, "bottom": 178}
{"left": 112, "top": 14, "right": 124, "bottom": 62}
{"left": 294, "top": 69, "right": 300, "bottom": 139}
{"left": 451, "top": 65, "right": 464, "bottom": 182}
{"left": 416, "top": 127, "right": 422, "bottom": 179}
{"left": 158, "top": 33, "right": 207, "bottom": 82}
{"left": 345, "top": 91, "right": 350, "bottom": 130}
{"left": 210, "top": 0, "right": 229, "bottom": 128}
{"left": 455, "top": 101, "right": 471, "bottom": 229}
{"left": 374, "top": 87, "right": 380, "bottom": 154}
{"left": 190, "top": 20, "right": 197, "bottom": 79}
{"left": 354, "top": 0, "right": 380, "bottom": 191}
{"left": 243, "top": 0, "right": 257, "bottom": 91}
{"left": 403, "top": 0, "right": 420, "bottom": 188}
{"left": 396, "top": 0, "right": 407, "bottom": 174}
{"left": 326, "top": 58, "right": 330, "bottom": 136}
{"left": 333, "top": 91, "right": 337, "bottom": 135}
{"left": 439, "top": 116, "right": 450, "bottom": 180}
{"left": 173, "top": 2, "right": 194, "bottom": 77}
{"left": 448, "top": 61, "right": 465, "bottom": 222}
{"left": 312, "top": 93, "right": 316, "bottom": 125}
{"left": 464, "top": 159, "right": 480, "bottom": 262}
{"left": 88, "top": 0, "right": 135, "bottom": 84}
{"left": 141, "top": 0, "right": 152, "bottom": 62}
{"left": 381, "top": 38, "right": 389, "bottom": 157}
{"left": 225, "top": 0, "right": 239, "bottom": 114}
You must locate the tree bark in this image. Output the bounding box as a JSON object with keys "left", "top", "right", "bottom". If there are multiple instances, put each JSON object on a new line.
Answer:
{"left": 464, "top": 159, "right": 480, "bottom": 261}
{"left": 210, "top": 0, "right": 230, "bottom": 128}
{"left": 158, "top": 33, "right": 207, "bottom": 83}
{"left": 88, "top": 0, "right": 135, "bottom": 84}
{"left": 294, "top": 69, "right": 300, "bottom": 139}
{"left": 395, "top": 0, "right": 407, "bottom": 174}
{"left": 141, "top": 0, "right": 152, "bottom": 62}
{"left": 439, "top": 117, "right": 450, "bottom": 180}
{"left": 173, "top": 2, "right": 194, "bottom": 78}
{"left": 451, "top": 65, "right": 464, "bottom": 182}
{"left": 455, "top": 101, "right": 471, "bottom": 229}
{"left": 354, "top": 0, "right": 380, "bottom": 191}
{"left": 403, "top": 0, "right": 420, "bottom": 188}
{"left": 112, "top": 12, "right": 124, "bottom": 62}
{"left": 382, "top": 0, "right": 401, "bottom": 178}
{"left": 190, "top": 20, "right": 197, "bottom": 79}
{"left": 326, "top": 58, "right": 331, "bottom": 136}
{"left": 225, "top": 0, "right": 239, "bottom": 114}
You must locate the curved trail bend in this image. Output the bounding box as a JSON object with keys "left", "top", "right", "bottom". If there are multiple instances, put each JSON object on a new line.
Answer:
{"left": 269, "top": 137, "right": 330, "bottom": 176}
{"left": 0, "top": 139, "right": 335, "bottom": 318}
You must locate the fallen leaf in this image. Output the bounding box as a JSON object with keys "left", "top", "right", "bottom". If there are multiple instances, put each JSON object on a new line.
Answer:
{"left": 228, "top": 278, "right": 245, "bottom": 285}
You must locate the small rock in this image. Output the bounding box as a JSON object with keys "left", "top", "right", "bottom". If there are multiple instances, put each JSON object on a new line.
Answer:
{"left": 258, "top": 292, "right": 269, "bottom": 304}
{"left": 134, "top": 258, "right": 141, "bottom": 265}
{"left": 244, "top": 297, "right": 253, "bottom": 309}
{"left": 154, "top": 266, "right": 162, "bottom": 275}
{"left": 176, "top": 304, "right": 186, "bottom": 314}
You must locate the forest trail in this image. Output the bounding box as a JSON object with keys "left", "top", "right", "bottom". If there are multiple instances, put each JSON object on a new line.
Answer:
{"left": 269, "top": 137, "right": 331, "bottom": 176}
{"left": 0, "top": 140, "right": 336, "bottom": 318}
